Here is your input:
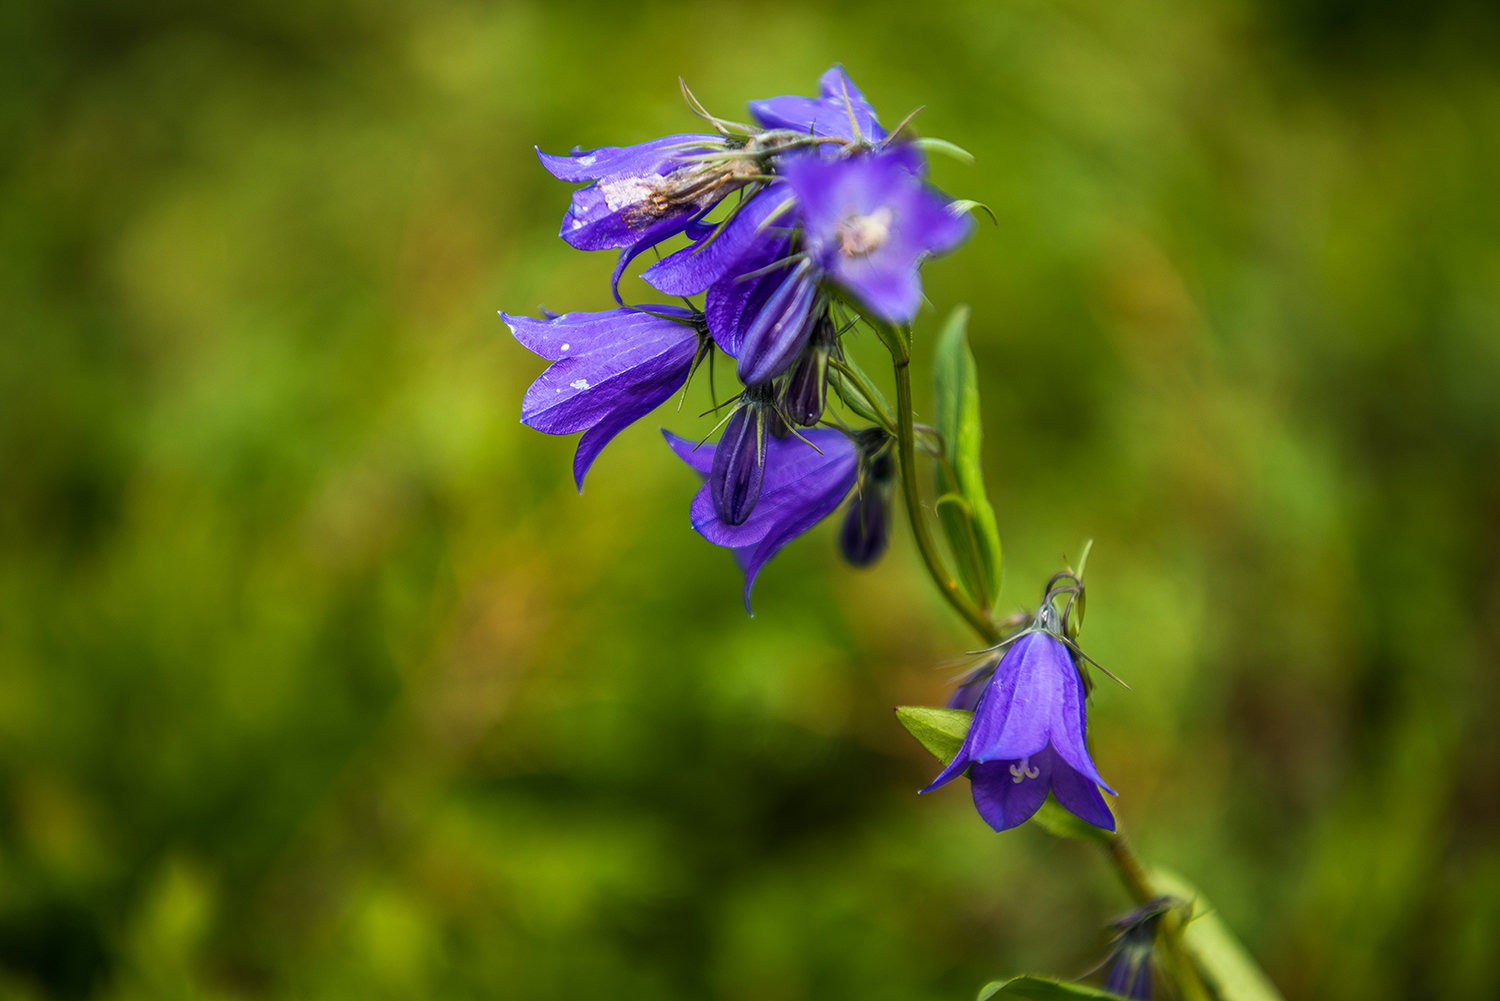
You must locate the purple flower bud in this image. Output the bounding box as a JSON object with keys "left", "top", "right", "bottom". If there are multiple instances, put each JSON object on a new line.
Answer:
{"left": 782, "top": 313, "right": 838, "bottom": 426}
{"left": 736, "top": 260, "right": 821, "bottom": 387}
{"left": 921, "top": 629, "right": 1116, "bottom": 832}
{"left": 710, "top": 388, "right": 779, "bottom": 526}
{"left": 838, "top": 441, "right": 893, "bottom": 566}
{"left": 839, "top": 488, "right": 886, "bottom": 566}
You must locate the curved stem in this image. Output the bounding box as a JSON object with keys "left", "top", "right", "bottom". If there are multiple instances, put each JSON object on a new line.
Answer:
{"left": 889, "top": 344, "right": 998, "bottom": 645}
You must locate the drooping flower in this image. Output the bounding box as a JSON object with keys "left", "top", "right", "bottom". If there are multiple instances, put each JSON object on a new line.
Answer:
{"left": 664, "top": 427, "right": 860, "bottom": 611}
{"left": 781, "top": 311, "right": 839, "bottom": 426}
{"left": 538, "top": 133, "right": 765, "bottom": 294}
{"left": 748, "top": 64, "right": 887, "bottom": 143}
{"left": 921, "top": 627, "right": 1116, "bottom": 832}
{"left": 504, "top": 305, "right": 707, "bottom": 489}
{"left": 781, "top": 143, "right": 972, "bottom": 324}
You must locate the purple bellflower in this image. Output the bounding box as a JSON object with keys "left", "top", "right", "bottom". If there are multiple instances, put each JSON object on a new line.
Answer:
{"left": 539, "top": 134, "right": 762, "bottom": 296}
{"left": 664, "top": 427, "right": 859, "bottom": 611}
{"left": 748, "top": 64, "right": 887, "bottom": 143}
{"left": 708, "top": 384, "right": 788, "bottom": 527}
{"left": 921, "top": 623, "right": 1116, "bottom": 833}
{"left": 782, "top": 144, "right": 972, "bottom": 325}
{"left": 503, "top": 305, "right": 708, "bottom": 490}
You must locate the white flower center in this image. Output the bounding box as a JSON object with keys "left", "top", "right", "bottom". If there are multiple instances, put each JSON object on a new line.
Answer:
{"left": 1009, "top": 757, "right": 1040, "bottom": 784}
{"left": 837, "top": 206, "right": 892, "bottom": 257}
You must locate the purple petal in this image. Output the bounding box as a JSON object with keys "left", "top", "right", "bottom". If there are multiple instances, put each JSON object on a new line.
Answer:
{"left": 503, "top": 306, "right": 695, "bottom": 361}
{"left": 518, "top": 312, "right": 699, "bottom": 434}
{"left": 642, "top": 188, "right": 797, "bottom": 297}
{"left": 970, "top": 755, "right": 1053, "bottom": 832}
{"left": 704, "top": 230, "right": 795, "bottom": 358}
{"left": 1046, "top": 645, "right": 1114, "bottom": 792}
{"left": 662, "top": 428, "right": 714, "bottom": 478}
{"left": 736, "top": 261, "right": 818, "bottom": 386}
{"left": 747, "top": 64, "right": 886, "bottom": 142}
{"left": 781, "top": 146, "right": 972, "bottom": 324}
{"left": 1046, "top": 746, "right": 1116, "bottom": 831}
{"left": 536, "top": 134, "right": 723, "bottom": 183}
{"left": 963, "top": 633, "right": 1057, "bottom": 764}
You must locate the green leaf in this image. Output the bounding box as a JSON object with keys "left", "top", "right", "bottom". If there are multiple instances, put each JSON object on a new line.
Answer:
{"left": 948, "top": 199, "right": 999, "bottom": 225}
{"left": 1027, "top": 795, "right": 1114, "bottom": 846}
{"left": 894, "top": 706, "right": 972, "bottom": 765}
{"left": 1148, "top": 866, "right": 1286, "bottom": 1001}
{"left": 913, "top": 136, "right": 977, "bottom": 165}
{"left": 935, "top": 493, "right": 988, "bottom": 606}
{"left": 933, "top": 306, "right": 1002, "bottom": 608}
{"left": 978, "top": 976, "right": 1128, "bottom": 1000}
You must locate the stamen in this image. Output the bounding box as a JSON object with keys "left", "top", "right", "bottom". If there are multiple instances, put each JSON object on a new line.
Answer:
{"left": 1009, "top": 757, "right": 1040, "bottom": 784}
{"left": 837, "top": 207, "right": 892, "bottom": 257}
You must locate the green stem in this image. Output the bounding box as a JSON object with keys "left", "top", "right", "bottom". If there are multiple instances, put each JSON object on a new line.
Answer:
{"left": 888, "top": 336, "right": 998, "bottom": 645}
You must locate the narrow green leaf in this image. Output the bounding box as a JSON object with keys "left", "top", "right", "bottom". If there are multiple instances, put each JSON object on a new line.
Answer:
{"left": 913, "top": 136, "right": 977, "bottom": 165}
{"left": 1148, "top": 867, "right": 1286, "bottom": 1001}
{"left": 936, "top": 493, "right": 988, "bottom": 607}
{"left": 979, "top": 976, "right": 1128, "bottom": 1000}
{"left": 948, "top": 199, "right": 999, "bottom": 225}
{"left": 828, "top": 366, "right": 885, "bottom": 428}
{"left": 894, "top": 706, "right": 972, "bottom": 765}
{"left": 933, "top": 306, "right": 1002, "bottom": 607}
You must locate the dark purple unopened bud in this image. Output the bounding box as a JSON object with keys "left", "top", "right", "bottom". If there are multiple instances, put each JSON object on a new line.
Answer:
{"left": 783, "top": 313, "right": 838, "bottom": 426}
{"left": 711, "top": 390, "right": 779, "bottom": 526}
{"left": 839, "top": 487, "right": 887, "bottom": 566}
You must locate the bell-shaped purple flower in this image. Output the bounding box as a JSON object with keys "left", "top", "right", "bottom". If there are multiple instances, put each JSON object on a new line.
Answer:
{"left": 781, "top": 311, "right": 838, "bottom": 426}
{"left": 538, "top": 134, "right": 745, "bottom": 252}
{"left": 504, "top": 305, "right": 705, "bottom": 490}
{"left": 921, "top": 630, "right": 1116, "bottom": 832}
{"left": 748, "top": 65, "right": 887, "bottom": 143}
{"left": 664, "top": 427, "right": 858, "bottom": 611}
{"left": 782, "top": 144, "right": 973, "bottom": 324}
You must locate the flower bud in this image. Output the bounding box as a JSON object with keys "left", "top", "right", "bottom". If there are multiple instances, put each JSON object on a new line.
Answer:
{"left": 782, "top": 312, "right": 838, "bottom": 426}
{"left": 839, "top": 434, "right": 894, "bottom": 566}
{"left": 711, "top": 388, "right": 778, "bottom": 525}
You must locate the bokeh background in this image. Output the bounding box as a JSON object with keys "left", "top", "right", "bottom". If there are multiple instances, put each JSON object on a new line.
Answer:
{"left": 4, "top": 0, "right": 1499, "bottom": 998}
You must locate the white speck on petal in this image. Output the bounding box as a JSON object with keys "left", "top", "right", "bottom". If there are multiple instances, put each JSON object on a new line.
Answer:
{"left": 600, "top": 174, "right": 663, "bottom": 212}
{"left": 569, "top": 379, "right": 590, "bottom": 390}
{"left": 570, "top": 216, "right": 585, "bottom": 230}
{"left": 560, "top": 343, "right": 570, "bottom": 351}
{"left": 577, "top": 154, "right": 596, "bottom": 166}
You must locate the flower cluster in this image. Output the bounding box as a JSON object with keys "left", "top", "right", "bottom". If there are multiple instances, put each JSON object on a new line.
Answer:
{"left": 503, "top": 66, "right": 971, "bottom": 606}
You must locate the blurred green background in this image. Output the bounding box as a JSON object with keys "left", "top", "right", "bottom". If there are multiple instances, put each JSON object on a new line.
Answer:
{"left": 3, "top": 0, "right": 1499, "bottom": 998}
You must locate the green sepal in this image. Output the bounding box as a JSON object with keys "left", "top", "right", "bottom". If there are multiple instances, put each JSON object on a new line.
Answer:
{"left": 894, "top": 706, "right": 972, "bottom": 765}
{"left": 913, "top": 137, "right": 977, "bottom": 165}
{"left": 978, "top": 976, "right": 1129, "bottom": 1000}
{"left": 948, "top": 199, "right": 999, "bottom": 225}
{"left": 933, "top": 306, "right": 1002, "bottom": 609}
{"left": 828, "top": 353, "right": 894, "bottom": 430}
{"left": 1028, "top": 795, "right": 1114, "bottom": 846}
{"left": 1147, "top": 867, "right": 1286, "bottom": 1001}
